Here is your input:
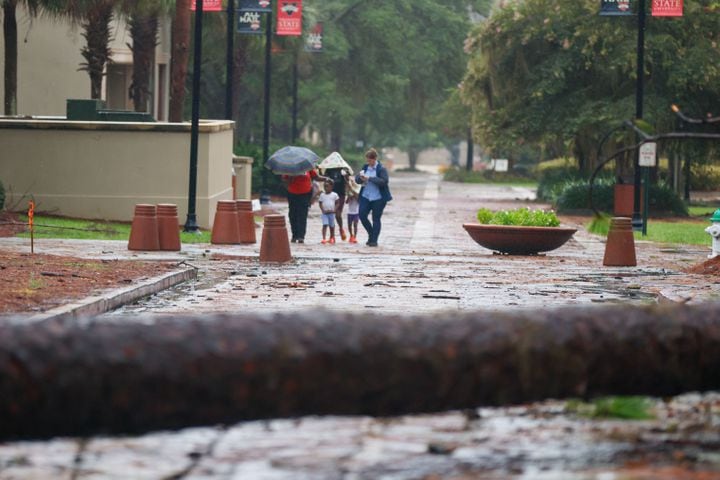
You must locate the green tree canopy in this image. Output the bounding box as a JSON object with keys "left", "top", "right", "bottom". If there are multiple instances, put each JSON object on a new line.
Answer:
{"left": 188, "top": 0, "right": 492, "bottom": 166}
{"left": 462, "top": 0, "right": 720, "bottom": 171}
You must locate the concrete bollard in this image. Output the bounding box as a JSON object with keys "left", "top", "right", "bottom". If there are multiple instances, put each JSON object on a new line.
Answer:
{"left": 211, "top": 200, "right": 242, "bottom": 245}
{"left": 259, "top": 215, "right": 292, "bottom": 263}
{"left": 603, "top": 217, "right": 637, "bottom": 267}
{"left": 128, "top": 204, "right": 160, "bottom": 251}
{"left": 156, "top": 204, "right": 181, "bottom": 251}
{"left": 236, "top": 200, "right": 257, "bottom": 244}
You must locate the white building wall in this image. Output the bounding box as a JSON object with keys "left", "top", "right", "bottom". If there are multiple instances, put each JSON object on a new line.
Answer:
{"left": 0, "top": 6, "right": 171, "bottom": 120}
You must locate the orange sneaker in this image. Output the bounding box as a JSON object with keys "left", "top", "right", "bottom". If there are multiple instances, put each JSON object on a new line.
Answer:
{"left": 340, "top": 228, "right": 347, "bottom": 241}
{"left": 329, "top": 237, "right": 336, "bottom": 244}
{"left": 321, "top": 239, "right": 328, "bottom": 244}
{"left": 349, "top": 236, "right": 357, "bottom": 243}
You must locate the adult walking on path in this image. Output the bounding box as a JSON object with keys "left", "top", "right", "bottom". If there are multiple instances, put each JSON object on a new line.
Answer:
{"left": 283, "top": 168, "right": 329, "bottom": 243}
{"left": 356, "top": 148, "right": 392, "bottom": 247}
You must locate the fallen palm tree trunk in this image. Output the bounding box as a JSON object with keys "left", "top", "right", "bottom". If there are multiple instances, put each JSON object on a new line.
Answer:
{"left": 1, "top": 303, "right": 719, "bottom": 440}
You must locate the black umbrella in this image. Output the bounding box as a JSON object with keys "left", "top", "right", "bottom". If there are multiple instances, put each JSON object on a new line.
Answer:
{"left": 265, "top": 146, "right": 320, "bottom": 175}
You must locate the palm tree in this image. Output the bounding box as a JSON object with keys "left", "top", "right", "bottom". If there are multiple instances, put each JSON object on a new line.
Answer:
{"left": 79, "top": 0, "right": 115, "bottom": 99}
{"left": 169, "top": 0, "right": 190, "bottom": 121}
{"left": 2, "top": 0, "right": 39, "bottom": 114}
{"left": 121, "top": 0, "right": 173, "bottom": 113}
{"left": 40, "top": 0, "right": 118, "bottom": 100}
{"left": 127, "top": 14, "right": 158, "bottom": 112}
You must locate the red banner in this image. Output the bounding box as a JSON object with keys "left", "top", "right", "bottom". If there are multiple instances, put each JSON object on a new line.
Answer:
{"left": 652, "top": 0, "right": 683, "bottom": 16}
{"left": 277, "top": 0, "right": 302, "bottom": 36}
{"left": 190, "top": 0, "right": 223, "bottom": 12}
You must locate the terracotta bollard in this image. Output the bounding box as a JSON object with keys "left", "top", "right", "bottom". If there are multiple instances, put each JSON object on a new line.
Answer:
{"left": 603, "top": 217, "right": 637, "bottom": 267}
{"left": 211, "top": 200, "right": 241, "bottom": 245}
{"left": 156, "top": 204, "right": 181, "bottom": 251}
{"left": 236, "top": 200, "right": 257, "bottom": 244}
{"left": 259, "top": 215, "right": 292, "bottom": 263}
{"left": 128, "top": 204, "right": 160, "bottom": 251}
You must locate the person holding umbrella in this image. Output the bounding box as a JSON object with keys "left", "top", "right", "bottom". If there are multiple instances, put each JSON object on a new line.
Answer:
{"left": 318, "top": 152, "right": 354, "bottom": 241}
{"left": 355, "top": 148, "right": 392, "bottom": 247}
{"left": 266, "top": 146, "right": 329, "bottom": 243}
{"left": 282, "top": 168, "right": 330, "bottom": 243}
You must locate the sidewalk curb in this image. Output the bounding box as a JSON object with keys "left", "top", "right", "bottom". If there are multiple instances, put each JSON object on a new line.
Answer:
{"left": 26, "top": 267, "right": 198, "bottom": 322}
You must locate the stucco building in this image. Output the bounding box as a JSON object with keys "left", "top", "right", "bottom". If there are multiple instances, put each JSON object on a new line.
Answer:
{"left": 0, "top": 5, "right": 171, "bottom": 120}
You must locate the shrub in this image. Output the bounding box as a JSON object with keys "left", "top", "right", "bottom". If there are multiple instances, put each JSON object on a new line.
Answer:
{"left": 555, "top": 178, "right": 615, "bottom": 212}
{"left": 555, "top": 179, "right": 688, "bottom": 216}
{"left": 535, "top": 157, "right": 578, "bottom": 174}
{"left": 476, "top": 207, "right": 560, "bottom": 227}
{"left": 443, "top": 167, "right": 534, "bottom": 184}
{"left": 0, "top": 180, "right": 4, "bottom": 210}
{"left": 650, "top": 182, "right": 690, "bottom": 216}
{"left": 536, "top": 165, "right": 584, "bottom": 201}
{"left": 690, "top": 164, "right": 720, "bottom": 191}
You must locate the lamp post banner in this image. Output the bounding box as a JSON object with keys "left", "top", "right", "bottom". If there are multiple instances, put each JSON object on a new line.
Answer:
{"left": 239, "top": 0, "right": 271, "bottom": 13}
{"left": 277, "top": 0, "right": 302, "bottom": 36}
{"left": 599, "top": 0, "right": 633, "bottom": 15}
{"left": 238, "top": 10, "right": 264, "bottom": 34}
{"left": 304, "top": 22, "right": 323, "bottom": 52}
{"left": 652, "top": 0, "right": 683, "bottom": 16}
{"left": 190, "top": 0, "right": 222, "bottom": 11}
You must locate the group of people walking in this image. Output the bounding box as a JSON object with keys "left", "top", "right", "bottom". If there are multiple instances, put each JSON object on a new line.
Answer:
{"left": 283, "top": 148, "right": 392, "bottom": 247}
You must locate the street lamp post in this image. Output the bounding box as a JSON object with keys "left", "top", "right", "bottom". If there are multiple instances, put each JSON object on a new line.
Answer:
{"left": 225, "top": 0, "right": 235, "bottom": 121}
{"left": 631, "top": 0, "right": 646, "bottom": 233}
{"left": 184, "top": 0, "right": 204, "bottom": 232}
{"left": 260, "top": 5, "right": 273, "bottom": 204}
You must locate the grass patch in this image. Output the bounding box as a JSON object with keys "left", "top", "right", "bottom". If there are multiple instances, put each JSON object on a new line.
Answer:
{"left": 688, "top": 205, "right": 720, "bottom": 218}
{"left": 27, "top": 273, "right": 45, "bottom": 291}
{"left": 566, "top": 396, "right": 655, "bottom": 420}
{"left": 16, "top": 215, "right": 212, "bottom": 243}
{"left": 587, "top": 215, "right": 709, "bottom": 245}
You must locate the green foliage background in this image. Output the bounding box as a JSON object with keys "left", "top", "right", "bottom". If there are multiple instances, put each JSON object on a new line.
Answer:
{"left": 462, "top": 0, "right": 720, "bottom": 173}
{"left": 189, "top": 0, "right": 494, "bottom": 175}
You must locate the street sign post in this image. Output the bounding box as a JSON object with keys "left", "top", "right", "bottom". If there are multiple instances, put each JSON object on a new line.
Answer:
{"left": 492, "top": 159, "right": 509, "bottom": 172}
{"left": 639, "top": 142, "right": 657, "bottom": 167}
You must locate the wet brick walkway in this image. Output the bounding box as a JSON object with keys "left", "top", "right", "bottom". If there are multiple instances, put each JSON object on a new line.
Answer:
{"left": 1, "top": 172, "right": 719, "bottom": 478}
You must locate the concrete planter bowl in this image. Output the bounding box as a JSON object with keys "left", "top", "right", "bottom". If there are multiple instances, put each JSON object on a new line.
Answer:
{"left": 463, "top": 224, "right": 577, "bottom": 255}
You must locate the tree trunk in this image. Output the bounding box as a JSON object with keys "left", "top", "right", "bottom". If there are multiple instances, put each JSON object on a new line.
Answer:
{"left": 81, "top": 3, "right": 114, "bottom": 100}
{"left": 330, "top": 117, "right": 342, "bottom": 152}
{"left": 466, "top": 127, "right": 474, "bottom": 171}
{"left": 3, "top": 0, "right": 18, "bottom": 115}
{"left": 129, "top": 14, "right": 159, "bottom": 113}
{"left": 169, "top": 0, "right": 191, "bottom": 122}
{"left": 408, "top": 147, "right": 419, "bottom": 170}
{"left": 1, "top": 303, "right": 719, "bottom": 440}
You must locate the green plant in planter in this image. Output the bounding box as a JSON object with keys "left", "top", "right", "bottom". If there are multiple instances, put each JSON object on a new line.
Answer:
{"left": 476, "top": 207, "right": 560, "bottom": 227}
